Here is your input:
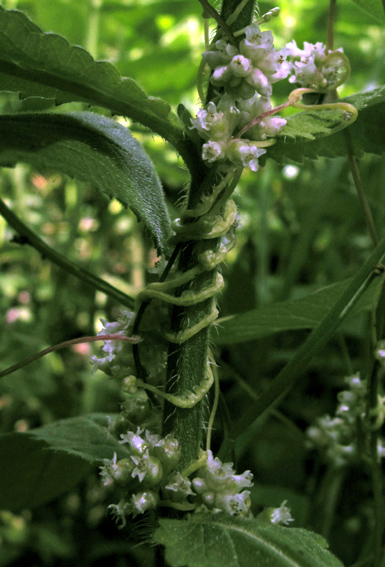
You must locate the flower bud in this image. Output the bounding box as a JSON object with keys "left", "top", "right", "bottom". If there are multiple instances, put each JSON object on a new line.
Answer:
{"left": 111, "top": 458, "right": 135, "bottom": 487}
{"left": 131, "top": 491, "right": 158, "bottom": 517}
{"left": 119, "top": 430, "right": 148, "bottom": 455}
{"left": 229, "top": 55, "right": 253, "bottom": 77}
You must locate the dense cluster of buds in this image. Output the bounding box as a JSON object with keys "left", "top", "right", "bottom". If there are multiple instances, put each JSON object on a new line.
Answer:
{"left": 94, "top": 312, "right": 254, "bottom": 524}
{"left": 192, "top": 15, "right": 350, "bottom": 171}
{"left": 91, "top": 310, "right": 135, "bottom": 378}
{"left": 306, "top": 374, "right": 369, "bottom": 467}
{"left": 101, "top": 440, "right": 254, "bottom": 524}
{"left": 192, "top": 450, "right": 253, "bottom": 515}
{"left": 286, "top": 41, "right": 347, "bottom": 90}
{"left": 101, "top": 429, "right": 183, "bottom": 524}
{"left": 192, "top": 21, "right": 290, "bottom": 171}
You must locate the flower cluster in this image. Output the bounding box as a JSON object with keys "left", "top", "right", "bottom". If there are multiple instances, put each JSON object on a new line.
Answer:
{"left": 101, "top": 440, "right": 254, "bottom": 525}
{"left": 101, "top": 429, "right": 184, "bottom": 525}
{"left": 192, "top": 450, "right": 253, "bottom": 516}
{"left": 306, "top": 374, "right": 367, "bottom": 467}
{"left": 91, "top": 310, "right": 135, "bottom": 378}
{"left": 286, "top": 40, "right": 347, "bottom": 90}
{"left": 192, "top": 21, "right": 289, "bottom": 171}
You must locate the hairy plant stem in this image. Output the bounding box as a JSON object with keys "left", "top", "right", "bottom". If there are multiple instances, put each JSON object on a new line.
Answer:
{"left": 161, "top": 167, "right": 222, "bottom": 470}
{"left": 0, "top": 197, "right": 135, "bottom": 309}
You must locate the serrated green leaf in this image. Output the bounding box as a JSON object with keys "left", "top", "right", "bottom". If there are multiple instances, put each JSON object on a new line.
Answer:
{"left": 0, "top": 111, "right": 173, "bottom": 256}
{"left": 0, "top": 7, "right": 185, "bottom": 150}
{"left": 154, "top": 515, "right": 344, "bottom": 567}
{"left": 266, "top": 87, "right": 385, "bottom": 164}
{"left": 214, "top": 277, "right": 376, "bottom": 345}
{"left": 349, "top": 0, "right": 385, "bottom": 22}
{"left": 0, "top": 414, "right": 128, "bottom": 511}
{"left": 0, "top": 434, "right": 90, "bottom": 511}
{"left": 27, "top": 414, "right": 130, "bottom": 462}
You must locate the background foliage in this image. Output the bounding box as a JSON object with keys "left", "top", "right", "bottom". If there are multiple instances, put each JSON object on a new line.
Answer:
{"left": 1, "top": 0, "right": 385, "bottom": 565}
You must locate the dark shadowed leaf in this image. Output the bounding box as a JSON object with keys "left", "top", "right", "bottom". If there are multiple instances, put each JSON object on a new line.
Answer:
{"left": 0, "top": 414, "right": 129, "bottom": 511}
{"left": 213, "top": 277, "right": 376, "bottom": 345}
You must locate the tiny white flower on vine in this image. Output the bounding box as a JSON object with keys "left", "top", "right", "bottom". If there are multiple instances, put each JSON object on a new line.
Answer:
{"left": 202, "top": 140, "right": 227, "bottom": 163}
{"left": 163, "top": 472, "right": 194, "bottom": 502}
{"left": 119, "top": 428, "right": 148, "bottom": 455}
{"left": 226, "top": 139, "right": 266, "bottom": 171}
{"left": 108, "top": 498, "right": 131, "bottom": 528}
{"left": 131, "top": 491, "right": 158, "bottom": 517}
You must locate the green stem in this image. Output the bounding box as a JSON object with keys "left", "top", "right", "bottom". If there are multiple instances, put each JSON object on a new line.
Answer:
{"left": 86, "top": 0, "right": 102, "bottom": 58}
{"left": 0, "top": 334, "right": 141, "bottom": 381}
{"left": 326, "top": 0, "right": 336, "bottom": 52}
{"left": 196, "top": 0, "right": 238, "bottom": 45}
{"left": 0, "top": 197, "right": 134, "bottom": 309}
{"left": 219, "top": 236, "right": 385, "bottom": 460}
{"left": 161, "top": 165, "right": 224, "bottom": 470}
{"left": 345, "top": 132, "right": 378, "bottom": 247}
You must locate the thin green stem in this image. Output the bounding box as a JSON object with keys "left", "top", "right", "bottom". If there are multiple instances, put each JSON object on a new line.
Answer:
{"left": 0, "top": 197, "right": 135, "bottom": 309}
{"left": 86, "top": 0, "right": 102, "bottom": 58}
{"left": 345, "top": 134, "right": 378, "bottom": 248}
{"left": 196, "top": 0, "right": 238, "bottom": 45}
{"left": 371, "top": 438, "right": 384, "bottom": 567}
{"left": 327, "top": 0, "right": 336, "bottom": 52}
{"left": 219, "top": 236, "right": 385, "bottom": 459}
{"left": 0, "top": 334, "right": 141, "bottom": 381}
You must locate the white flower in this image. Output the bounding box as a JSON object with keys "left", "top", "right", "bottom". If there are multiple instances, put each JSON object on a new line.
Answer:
{"left": 286, "top": 40, "right": 345, "bottom": 90}
{"left": 191, "top": 102, "right": 234, "bottom": 141}
{"left": 119, "top": 428, "right": 148, "bottom": 455}
{"left": 270, "top": 500, "right": 294, "bottom": 525}
{"left": 108, "top": 498, "right": 131, "bottom": 528}
{"left": 226, "top": 140, "right": 266, "bottom": 171}
{"left": 215, "top": 490, "right": 251, "bottom": 516}
{"left": 131, "top": 491, "right": 158, "bottom": 517}
{"left": 163, "top": 472, "right": 194, "bottom": 502}
{"left": 100, "top": 452, "right": 119, "bottom": 486}
{"left": 202, "top": 141, "right": 227, "bottom": 163}
{"left": 230, "top": 55, "right": 253, "bottom": 77}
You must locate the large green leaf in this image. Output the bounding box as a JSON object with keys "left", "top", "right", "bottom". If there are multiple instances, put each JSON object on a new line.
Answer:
{"left": 27, "top": 414, "right": 130, "bottom": 462}
{"left": 0, "top": 7, "right": 185, "bottom": 151}
{"left": 0, "top": 414, "right": 129, "bottom": 511}
{"left": 266, "top": 87, "right": 385, "bottom": 164}
{"left": 0, "top": 111, "right": 173, "bottom": 256}
{"left": 348, "top": 0, "right": 385, "bottom": 22}
{"left": 214, "top": 277, "right": 376, "bottom": 345}
{"left": 154, "top": 515, "right": 344, "bottom": 567}
{"left": 0, "top": 434, "right": 90, "bottom": 511}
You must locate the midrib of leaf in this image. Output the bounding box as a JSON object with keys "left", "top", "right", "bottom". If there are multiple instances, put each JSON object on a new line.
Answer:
{"left": 0, "top": 8, "right": 203, "bottom": 173}
{"left": 207, "top": 520, "right": 300, "bottom": 567}
{"left": 0, "top": 57, "right": 182, "bottom": 147}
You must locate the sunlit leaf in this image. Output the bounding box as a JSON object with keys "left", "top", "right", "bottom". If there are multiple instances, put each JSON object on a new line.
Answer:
{"left": 266, "top": 87, "right": 385, "bottom": 163}
{"left": 348, "top": 0, "right": 385, "bottom": 22}
{"left": 154, "top": 514, "right": 344, "bottom": 567}
{"left": 0, "top": 7, "right": 184, "bottom": 149}
{"left": 0, "top": 111, "right": 173, "bottom": 256}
